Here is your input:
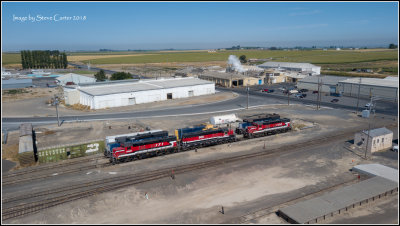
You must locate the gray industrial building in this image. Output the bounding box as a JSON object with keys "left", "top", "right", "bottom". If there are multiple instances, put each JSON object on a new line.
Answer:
{"left": 296, "top": 75, "right": 346, "bottom": 93}
{"left": 56, "top": 73, "right": 96, "bottom": 86}
{"left": 297, "top": 75, "right": 399, "bottom": 101}
{"left": 338, "top": 77, "right": 398, "bottom": 101}
{"left": 258, "top": 62, "right": 321, "bottom": 75}
{"left": 2, "top": 78, "right": 33, "bottom": 89}
{"left": 64, "top": 77, "right": 215, "bottom": 109}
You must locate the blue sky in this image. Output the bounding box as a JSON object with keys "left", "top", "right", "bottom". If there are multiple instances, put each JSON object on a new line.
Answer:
{"left": 2, "top": 2, "right": 398, "bottom": 51}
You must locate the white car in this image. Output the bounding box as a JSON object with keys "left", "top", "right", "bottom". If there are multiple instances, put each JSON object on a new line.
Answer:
{"left": 365, "top": 102, "right": 374, "bottom": 108}
{"left": 392, "top": 145, "right": 398, "bottom": 152}
{"left": 289, "top": 89, "right": 299, "bottom": 94}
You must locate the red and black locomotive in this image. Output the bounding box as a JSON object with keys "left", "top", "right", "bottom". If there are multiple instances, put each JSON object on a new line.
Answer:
{"left": 106, "top": 113, "right": 291, "bottom": 164}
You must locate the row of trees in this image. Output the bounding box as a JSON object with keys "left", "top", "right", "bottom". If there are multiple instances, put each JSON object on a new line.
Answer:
{"left": 94, "top": 70, "right": 135, "bottom": 81}
{"left": 21, "top": 50, "right": 68, "bottom": 69}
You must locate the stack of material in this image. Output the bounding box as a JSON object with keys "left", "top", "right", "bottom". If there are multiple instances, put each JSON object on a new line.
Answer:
{"left": 18, "top": 123, "right": 36, "bottom": 166}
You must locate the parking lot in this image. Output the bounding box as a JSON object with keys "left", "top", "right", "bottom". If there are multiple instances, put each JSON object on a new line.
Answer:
{"left": 227, "top": 83, "right": 398, "bottom": 116}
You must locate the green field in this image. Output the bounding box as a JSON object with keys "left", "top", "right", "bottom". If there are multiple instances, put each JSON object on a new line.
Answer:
{"left": 3, "top": 49, "right": 398, "bottom": 67}
{"left": 2, "top": 53, "right": 21, "bottom": 65}
{"left": 79, "top": 49, "right": 398, "bottom": 65}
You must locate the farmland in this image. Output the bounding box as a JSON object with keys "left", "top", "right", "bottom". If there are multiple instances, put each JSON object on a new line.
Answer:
{"left": 2, "top": 49, "right": 398, "bottom": 76}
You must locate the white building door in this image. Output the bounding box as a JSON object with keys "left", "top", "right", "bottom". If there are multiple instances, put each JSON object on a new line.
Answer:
{"left": 128, "top": 97, "right": 136, "bottom": 105}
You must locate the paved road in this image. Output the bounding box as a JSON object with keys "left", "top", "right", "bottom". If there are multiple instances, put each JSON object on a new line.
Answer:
{"left": 222, "top": 86, "right": 398, "bottom": 116}
{"left": 2, "top": 88, "right": 397, "bottom": 131}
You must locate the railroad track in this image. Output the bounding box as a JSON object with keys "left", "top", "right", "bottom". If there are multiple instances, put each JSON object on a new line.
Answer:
{"left": 2, "top": 156, "right": 109, "bottom": 186}
{"left": 3, "top": 123, "right": 397, "bottom": 221}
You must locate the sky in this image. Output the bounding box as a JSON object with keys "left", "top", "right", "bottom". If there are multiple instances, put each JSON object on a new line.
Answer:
{"left": 1, "top": 1, "right": 398, "bottom": 51}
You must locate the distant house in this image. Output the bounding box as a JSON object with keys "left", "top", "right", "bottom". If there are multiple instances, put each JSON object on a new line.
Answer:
{"left": 56, "top": 73, "right": 96, "bottom": 86}
{"left": 336, "top": 48, "right": 341, "bottom": 51}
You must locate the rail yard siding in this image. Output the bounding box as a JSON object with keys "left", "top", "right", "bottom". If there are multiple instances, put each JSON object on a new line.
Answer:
{"left": 38, "top": 140, "right": 105, "bottom": 163}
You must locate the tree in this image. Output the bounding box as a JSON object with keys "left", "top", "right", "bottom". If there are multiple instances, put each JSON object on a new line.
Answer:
{"left": 239, "top": 55, "right": 247, "bottom": 63}
{"left": 388, "top": 43, "right": 398, "bottom": 49}
{"left": 94, "top": 69, "right": 107, "bottom": 81}
{"left": 110, "top": 72, "right": 133, "bottom": 80}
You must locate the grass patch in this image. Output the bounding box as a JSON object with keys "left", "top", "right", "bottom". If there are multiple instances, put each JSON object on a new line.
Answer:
{"left": 321, "top": 70, "right": 388, "bottom": 78}
{"left": 3, "top": 89, "right": 29, "bottom": 95}
{"left": 2, "top": 144, "right": 19, "bottom": 161}
{"left": 80, "top": 49, "right": 398, "bottom": 65}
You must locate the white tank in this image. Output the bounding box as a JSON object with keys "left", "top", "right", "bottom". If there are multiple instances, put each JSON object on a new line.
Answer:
{"left": 210, "top": 114, "right": 237, "bottom": 125}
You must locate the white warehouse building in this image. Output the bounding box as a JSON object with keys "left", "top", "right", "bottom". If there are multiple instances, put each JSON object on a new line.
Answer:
{"left": 64, "top": 77, "right": 215, "bottom": 109}
{"left": 258, "top": 62, "right": 321, "bottom": 75}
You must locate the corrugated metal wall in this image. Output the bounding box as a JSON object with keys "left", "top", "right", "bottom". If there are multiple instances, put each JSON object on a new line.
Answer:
{"left": 80, "top": 83, "right": 215, "bottom": 109}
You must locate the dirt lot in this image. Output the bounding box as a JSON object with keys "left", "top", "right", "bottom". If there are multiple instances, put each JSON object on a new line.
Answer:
{"left": 2, "top": 87, "right": 61, "bottom": 103}
{"left": 2, "top": 104, "right": 398, "bottom": 224}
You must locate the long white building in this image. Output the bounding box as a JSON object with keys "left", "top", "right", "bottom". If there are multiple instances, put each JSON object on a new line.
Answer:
{"left": 64, "top": 77, "right": 215, "bottom": 109}
{"left": 258, "top": 62, "right": 321, "bottom": 75}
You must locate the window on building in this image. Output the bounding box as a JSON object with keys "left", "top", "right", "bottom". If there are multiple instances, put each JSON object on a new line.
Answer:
{"left": 382, "top": 138, "right": 384, "bottom": 143}
{"left": 377, "top": 139, "right": 379, "bottom": 143}
{"left": 167, "top": 93, "right": 173, "bottom": 99}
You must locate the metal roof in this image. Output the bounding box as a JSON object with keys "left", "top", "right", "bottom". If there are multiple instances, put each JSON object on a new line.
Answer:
{"left": 200, "top": 71, "right": 258, "bottom": 80}
{"left": 298, "top": 75, "right": 347, "bottom": 85}
{"left": 57, "top": 73, "right": 96, "bottom": 84}
{"left": 258, "top": 62, "right": 320, "bottom": 69}
{"left": 78, "top": 77, "right": 213, "bottom": 96}
{"left": 2, "top": 78, "right": 32, "bottom": 84}
{"left": 279, "top": 176, "right": 398, "bottom": 224}
{"left": 338, "top": 77, "right": 399, "bottom": 88}
{"left": 352, "top": 164, "right": 398, "bottom": 183}
{"left": 361, "top": 127, "right": 393, "bottom": 138}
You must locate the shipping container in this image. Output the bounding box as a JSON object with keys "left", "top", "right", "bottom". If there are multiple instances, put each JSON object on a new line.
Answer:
{"left": 38, "top": 140, "right": 105, "bottom": 163}
{"left": 210, "top": 114, "right": 237, "bottom": 125}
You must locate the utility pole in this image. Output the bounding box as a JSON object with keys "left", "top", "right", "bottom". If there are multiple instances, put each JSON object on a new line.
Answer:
{"left": 316, "top": 76, "right": 321, "bottom": 110}
{"left": 247, "top": 86, "right": 249, "bottom": 109}
{"left": 364, "top": 95, "right": 373, "bottom": 159}
{"left": 356, "top": 77, "right": 361, "bottom": 114}
{"left": 246, "top": 71, "right": 249, "bottom": 109}
{"left": 287, "top": 90, "right": 290, "bottom": 106}
{"left": 54, "top": 95, "right": 61, "bottom": 127}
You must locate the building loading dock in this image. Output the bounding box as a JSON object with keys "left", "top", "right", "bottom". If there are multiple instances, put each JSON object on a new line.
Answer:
{"left": 199, "top": 71, "right": 265, "bottom": 87}
{"left": 278, "top": 164, "right": 398, "bottom": 224}
{"left": 64, "top": 77, "right": 215, "bottom": 109}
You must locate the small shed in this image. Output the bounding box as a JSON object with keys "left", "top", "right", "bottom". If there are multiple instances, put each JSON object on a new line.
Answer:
{"left": 354, "top": 127, "right": 393, "bottom": 154}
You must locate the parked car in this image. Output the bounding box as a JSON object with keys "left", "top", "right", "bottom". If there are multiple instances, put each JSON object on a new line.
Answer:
{"left": 299, "top": 89, "right": 309, "bottom": 93}
{"left": 295, "top": 93, "right": 307, "bottom": 98}
{"left": 289, "top": 89, "right": 299, "bottom": 94}
{"left": 331, "top": 98, "right": 339, "bottom": 103}
{"left": 365, "top": 102, "right": 374, "bottom": 109}
{"left": 278, "top": 87, "right": 286, "bottom": 91}
{"left": 392, "top": 145, "right": 398, "bottom": 152}
{"left": 262, "top": 89, "right": 274, "bottom": 93}
{"left": 312, "top": 90, "right": 319, "bottom": 94}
